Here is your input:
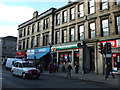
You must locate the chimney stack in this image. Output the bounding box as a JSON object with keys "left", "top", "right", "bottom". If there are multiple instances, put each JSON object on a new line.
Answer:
{"left": 33, "top": 11, "right": 38, "bottom": 18}
{"left": 68, "top": 0, "right": 72, "bottom": 4}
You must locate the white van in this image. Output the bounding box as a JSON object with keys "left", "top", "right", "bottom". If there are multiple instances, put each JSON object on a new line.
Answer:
{"left": 6, "top": 58, "right": 22, "bottom": 70}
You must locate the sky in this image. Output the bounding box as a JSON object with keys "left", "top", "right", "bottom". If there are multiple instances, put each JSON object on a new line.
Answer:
{"left": 0, "top": 0, "right": 76, "bottom": 37}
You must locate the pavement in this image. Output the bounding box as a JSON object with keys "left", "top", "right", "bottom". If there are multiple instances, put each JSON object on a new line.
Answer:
{"left": 42, "top": 70, "right": 119, "bottom": 88}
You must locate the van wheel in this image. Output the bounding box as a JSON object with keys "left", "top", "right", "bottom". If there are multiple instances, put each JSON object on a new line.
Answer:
{"left": 22, "top": 73, "right": 26, "bottom": 79}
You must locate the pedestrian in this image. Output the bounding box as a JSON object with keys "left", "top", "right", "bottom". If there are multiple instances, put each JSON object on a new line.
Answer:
{"left": 75, "top": 62, "right": 79, "bottom": 74}
{"left": 67, "top": 62, "right": 72, "bottom": 77}
{"left": 49, "top": 63, "right": 53, "bottom": 74}
{"left": 105, "top": 62, "right": 115, "bottom": 80}
{"left": 56, "top": 63, "right": 59, "bottom": 72}
{"left": 53, "top": 63, "right": 57, "bottom": 73}
{"left": 62, "top": 62, "right": 65, "bottom": 72}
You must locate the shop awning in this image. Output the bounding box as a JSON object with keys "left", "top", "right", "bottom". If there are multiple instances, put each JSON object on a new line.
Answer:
{"left": 27, "top": 47, "right": 50, "bottom": 60}
{"left": 27, "top": 52, "right": 48, "bottom": 59}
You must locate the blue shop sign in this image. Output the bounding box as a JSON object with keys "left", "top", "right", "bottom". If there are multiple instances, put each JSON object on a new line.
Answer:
{"left": 35, "top": 47, "right": 50, "bottom": 53}
{"left": 27, "top": 47, "right": 50, "bottom": 59}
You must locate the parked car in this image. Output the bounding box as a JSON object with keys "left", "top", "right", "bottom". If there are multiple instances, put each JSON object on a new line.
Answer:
{"left": 5, "top": 58, "right": 22, "bottom": 70}
{"left": 11, "top": 61, "right": 40, "bottom": 79}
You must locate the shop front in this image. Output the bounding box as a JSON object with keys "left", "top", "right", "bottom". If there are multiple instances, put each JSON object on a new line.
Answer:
{"left": 100, "top": 39, "right": 120, "bottom": 74}
{"left": 27, "top": 47, "right": 50, "bottom": 70}
{"left": 51, "top": 43, "right": 83, "bottom": 72}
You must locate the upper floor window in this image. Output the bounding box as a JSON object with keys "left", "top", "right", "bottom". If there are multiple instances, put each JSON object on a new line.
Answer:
{"left": 43, "top": 35, "right": 49, "bottom": 46}
{"left": 43, "top": 18, "right": 49, "bottom": 30}
{"left": 101, "top": 19, "right": 109, "bottom": 37}
{"left": 55, "top": 31, "right": 60, "bottom": 44}
{"left": 32, "top": 24, "right": 35, "bottom": 34}
{"left": 89, "top": 22, "right": 95, "bottom": 38}
{"left": 78, "top": 25, "right": 84, "bottom": 40}
{"left": 19, "top": 30, "right": 22, "bottom": 38}
{"left": 27, "top": 26, "right": 30, "bottom": 35}
{"left": 23, "top": 40, "right": 25, "bottom": 50}
{"left": 62, "top": 30, "right": 67, "bottom": 43}
{"left": 24, "top": 28, "right": 26, "bottom": 37}
{"left": 101, "top": 0, "right": 108, "bottom": 10}
{"left": 36, "top": 36, "right": 40, "bottom": 47}
{"left": 37, "top": 22, "right": 40, "bottom": 32}
{"left": 78, "top": 4, "right": 84, "bottom": 17}
{"left": 70, "top": 27, "right": 75, "bottom": 42}
{"left": 31, "top": 37, "right": 34, "bottom": 48}
{"left": 70, "top": 7, "right": 75, "bottom": 20}
{"left": 116, "top": 0, "right": 120, "bottom": 5}
{"left": 89, "top": 0, "right": 95, "bottom": 14}
{"left": 26, "top": 39, "right": 29, "bottom": 49}
{"left": 18, "top": 41, "right": 22, "bottom": 50}
{"left": 62, "top": 10, "right": 67, "bottom": 23}
{"left": 56, "top": 13, "right": 60, "bottom": 25}
{"left": 116, "top": 16, "right": 120, "bottom": 35}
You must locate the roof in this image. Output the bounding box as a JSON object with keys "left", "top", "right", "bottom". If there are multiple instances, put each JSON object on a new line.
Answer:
{"left": 2, "top": 36, "right": 17, "bottom": 41}
{"left": 55, "top": 1, "right": 78, "bottom": 12}
{"left": 18, "top": 8, "right": 56, "bottom": 29}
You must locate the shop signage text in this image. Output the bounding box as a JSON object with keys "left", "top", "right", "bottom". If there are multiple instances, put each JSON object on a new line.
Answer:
{"left": 52, "top": 43, "right": 82, "bottom": 51}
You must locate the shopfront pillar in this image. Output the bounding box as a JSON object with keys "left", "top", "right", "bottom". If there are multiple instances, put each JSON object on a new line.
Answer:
{"left": 72, "top": 50, "right": 74, "bottom": 66}
{"left": 57, "top": 52, "right": 59, "bottom": 64}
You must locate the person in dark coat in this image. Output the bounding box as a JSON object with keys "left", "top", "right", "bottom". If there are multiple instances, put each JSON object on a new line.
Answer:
{"left": 62, "top": 62, "right": 65, "bottom": 72}
{"left": 53, "top": 63, "right": 57, "bottom": 73}
{"left": 49, "top": 63, "right": 53, "bottom": 74}
{"left": 75, "top": 62, "right": 79, "bottom": 74}
{"left": 67, "top": 63, "right": 72, "bottom": 77}
{"left": 105, "top": 62, "right": 115, "bottom": 80}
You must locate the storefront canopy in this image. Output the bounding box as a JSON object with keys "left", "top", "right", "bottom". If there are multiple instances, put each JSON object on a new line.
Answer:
{"left": 27, "top": 47, "right": 50, "bottom": 60}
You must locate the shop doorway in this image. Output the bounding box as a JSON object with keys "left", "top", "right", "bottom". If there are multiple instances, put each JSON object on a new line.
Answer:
{"left": 89, "top": 47, "right": 95, "bottom": 71}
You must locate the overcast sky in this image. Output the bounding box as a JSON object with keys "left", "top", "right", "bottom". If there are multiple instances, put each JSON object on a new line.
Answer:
{"left": 0, "top": 0, "right": 77, "bottom": 37}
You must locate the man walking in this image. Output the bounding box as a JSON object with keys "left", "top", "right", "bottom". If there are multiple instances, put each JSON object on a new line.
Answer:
{"left": 67, "top": 63, "right": 72, "bottom": 77}
{"left": 105, "top": 62, "right": 115, "bottom": 80}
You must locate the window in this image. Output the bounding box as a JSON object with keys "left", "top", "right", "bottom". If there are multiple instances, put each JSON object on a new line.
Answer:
{"left": 19, "top": 63, "right": 22, "bottom": 68}
{"left": 26, "top": 39, "right": 29, "bottom": 49}
{"left": 18, "top": 41, "right": 22, "bottom": 50}
{"left": 78, "top": 25, "right": 84, "bottom": 40}
{"left": 101, "top": 0, "right": 108, "bottom": 10}
{"left": 24, "top": 28, "right": 26, "bottom": 36}
{"left": 36, "top": 36, "right": 40, "bottom": 47}
{"left": 89, "top": 22, "right": 95, "bottom": 38}
{"left": 116, "top": 16, "right": 120, "bottom": 35}
{"left": 23, "top": 40, "right": 25, "bottom": 50}
{"left": 89, "top": 0, "right": 95, "bottom": 14}
{"left": 37, "top": 22, "right": 40, "bottom": 32}
{"left": 32, "top": 24, "right": 35, "bottom": 34}
{"left": 55, "top": 31, "right": 60, "bottom": 44}
{"left": 31, "top": 37, "right": 34, "bottom": 48}
{"left": 43, "top": 18, "right": 49, "bottom": 30}
{"left": 78, "top": 4, "right": 84, "bottom": 17}
{"left": 56, "top": 13, "right": 60, "bottom": 25}
{"left": 27, "top": 26, "right": 30, "bottom": 35}
{"left": 62, "top": 10, "right": 67, "bottom": 23}
{"left": 70, "top": 7, "right": 75, "bottom": 20}
{"left": 101, "top": 19, "right": 109, "bottom": 36}
{"left": 116, "top": 0, "right": 120, "bottom": 5}
{"left": 43, "top": 35, "right": 49, "bottom": 46}
{"left": 70, "top": 27, "right": 75, "bottom": 42}
{"left": 19, "top": 30, "right": 22, "bottom": 38}
{"left": 62, "top": 30, "right": 67, "bottom": 43}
